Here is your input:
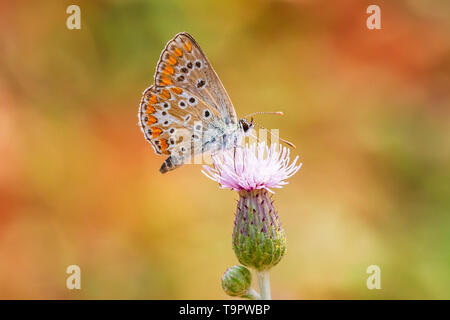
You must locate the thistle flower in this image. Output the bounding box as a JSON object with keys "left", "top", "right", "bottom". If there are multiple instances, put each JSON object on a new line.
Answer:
{"left": 202, "top": 142, "right": 300, "bottom": 193}
{"left": 203, "top": 142, "right": 301, "bottom": 299}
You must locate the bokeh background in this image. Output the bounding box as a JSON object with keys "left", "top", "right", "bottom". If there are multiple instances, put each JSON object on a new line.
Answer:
{"left": 0, "top": 0, "right": 449, "bottom": 299}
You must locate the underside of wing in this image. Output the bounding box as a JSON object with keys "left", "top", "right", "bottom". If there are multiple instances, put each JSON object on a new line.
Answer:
{"left": 138, "top": 84, "right": 223, "bottom": 160}
{"left": 153, "top": 32, "right": 237, "bottom": 124}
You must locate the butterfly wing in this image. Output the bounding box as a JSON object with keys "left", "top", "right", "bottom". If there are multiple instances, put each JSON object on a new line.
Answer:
{"left": 139, "top": 32, "right": 240, "bottom": 173}
{"left": 138, "top": 85, "right": 224, "bottom": 172}
{"left": 153, "top": 32, "right": 237, "bottom": 125}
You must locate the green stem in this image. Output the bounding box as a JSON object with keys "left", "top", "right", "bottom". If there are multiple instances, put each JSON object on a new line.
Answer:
{"left": 256, "top": 271, "right": 271, "bottom": 300}
{"left": 242, "top": 287, "right": 260, "bottom": 300}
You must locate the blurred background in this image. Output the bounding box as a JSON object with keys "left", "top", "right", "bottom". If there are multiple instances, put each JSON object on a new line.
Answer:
{"left": 0, "top": 0, "right": 449, "bottom": 299}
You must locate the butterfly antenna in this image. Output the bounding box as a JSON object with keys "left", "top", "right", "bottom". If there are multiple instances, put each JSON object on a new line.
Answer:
{"left": 244, "top": 111, "right": 284, "bottom": 119}
{"left": 253, "top": 122, "right": 296, "bottom": 149}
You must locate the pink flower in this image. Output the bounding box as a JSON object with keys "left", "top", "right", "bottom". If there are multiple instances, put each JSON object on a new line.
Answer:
{"left": 202, "top": 142, "right": 301, "bottom": 193}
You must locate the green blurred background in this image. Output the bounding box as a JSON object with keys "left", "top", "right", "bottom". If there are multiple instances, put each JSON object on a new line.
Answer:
{"left": 0, "top": 0, "right": 449, "bottom": 299}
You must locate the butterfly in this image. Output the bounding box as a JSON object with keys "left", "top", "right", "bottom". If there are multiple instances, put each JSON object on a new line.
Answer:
{"left": 138, "top": 32, "right": 253, "bottom": 173}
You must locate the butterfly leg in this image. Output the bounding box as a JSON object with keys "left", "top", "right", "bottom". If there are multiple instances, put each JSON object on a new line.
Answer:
{"left": 232, "top": 144, "right": 246, "bottom": 174}
{"left": 230, "top": 135, "right": 244, "bottom": 173}
{"left": 233, "top": 146, "right": 238, "bottom": 173}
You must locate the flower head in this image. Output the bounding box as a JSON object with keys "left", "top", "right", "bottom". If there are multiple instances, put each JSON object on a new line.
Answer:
{"left": 202, "top": 142, "right": 301, "bottom": 193}
{"left": 221, "top": 265, "right": 252, "bottom": 297}
{"left": 204, "top": 142, "right": 301, "bottom": 275}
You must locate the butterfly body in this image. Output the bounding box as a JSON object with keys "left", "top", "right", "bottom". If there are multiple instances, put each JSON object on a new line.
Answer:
{"left": 138, "top": 33, "right": 252, "bottom": 173}
{"left": 160, "top": 120, "right": 247, "bottom": 173}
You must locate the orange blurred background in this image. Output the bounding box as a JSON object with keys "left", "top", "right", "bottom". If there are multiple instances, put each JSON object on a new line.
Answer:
{"left": 0, "top": 0, "right": 449, "bottom": 299}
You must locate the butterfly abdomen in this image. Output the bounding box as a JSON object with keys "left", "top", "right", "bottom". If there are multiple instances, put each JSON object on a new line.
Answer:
{"left": 160, "top": 155, "right": 183, "bottom": 174}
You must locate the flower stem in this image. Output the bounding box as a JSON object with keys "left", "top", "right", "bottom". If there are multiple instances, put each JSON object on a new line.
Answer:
{"left": 256, "top": 271, "right": 271, "bottom": 300}
{"left": 242, "top": 287, "right": 261, "bottom": 300}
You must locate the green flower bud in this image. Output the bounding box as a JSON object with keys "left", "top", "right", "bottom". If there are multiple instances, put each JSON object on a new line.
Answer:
{"left": 221, "top": 265, "right": 252, "bottom": 297}
{"left": 232, "top": 189, "right": 286, "bottom": 271}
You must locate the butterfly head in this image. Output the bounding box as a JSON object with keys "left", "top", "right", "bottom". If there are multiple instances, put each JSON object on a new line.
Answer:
{"left": 239, "top": 118, "right": 254, "bottom": 135}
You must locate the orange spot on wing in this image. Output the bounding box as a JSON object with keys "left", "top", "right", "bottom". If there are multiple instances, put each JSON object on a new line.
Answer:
{"left": 159, "top": 77, "right": 173, "bottom": 86}
{"left": 160, "top": 139, "right": 169, "bottom": 151}
{"left": 159, "top": 89, "right": 171, "bottom": 100}
{"left": 170, "top": 87, "right": 183, "bottom": 95}
{"left": 152, "top": 127, "right": 163, "bottom": 138}
{"left": 184, "top": 41, "right": 192, "bottom": 52}
{"left": 166, "top": 55, "right": 177, "bottom": 65}
{"left": 148, "top": 95, "right": 158, "bottom": 104}
{"left": 146, "top": 115, "right": 157, "bottom": 125}
{"left": 173, "top": 47, "right": 183, "bottom": 57}
{"left": 145, "top": 104, "right": 156, "bottom": 114}
{"left": 163, "top": 65, "right": 174, "bottom": 75}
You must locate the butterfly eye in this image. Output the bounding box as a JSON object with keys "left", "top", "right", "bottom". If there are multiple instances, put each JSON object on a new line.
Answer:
{"left": 163, "top": 102, "right": 170, "bottom": 109}
{"left": 195, "top": 60, "right": 202, "bottom": 68}
{"left": 169, "top": 128, "right": 176, "bottom": 135}
{"left": 177, "top": 75, "right": 185, "bottom": 82}
{"left": 181, "top": 67, "right": 188, "bottom": 73}
{"left": 186, "top": 62, "right": 193, "bottom": 69}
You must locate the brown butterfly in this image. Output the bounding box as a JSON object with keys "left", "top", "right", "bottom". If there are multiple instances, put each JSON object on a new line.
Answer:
{"left": 138, "top": 33, "right": 253, "bottom": 173}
